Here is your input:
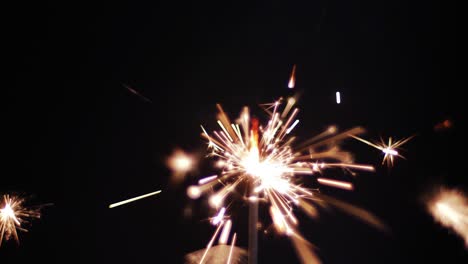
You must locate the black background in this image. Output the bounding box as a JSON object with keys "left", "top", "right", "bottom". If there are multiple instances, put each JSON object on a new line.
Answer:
{"left": 3, "top": 1, "right": 466, "bottom": 263}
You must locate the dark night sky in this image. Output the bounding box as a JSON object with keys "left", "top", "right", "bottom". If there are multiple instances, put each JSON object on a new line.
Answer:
{"left": 3, "top": 1, "right": 466, "bottom": 263}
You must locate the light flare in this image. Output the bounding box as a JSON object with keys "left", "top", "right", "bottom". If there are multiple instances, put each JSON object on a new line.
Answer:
{"left": 351, "top": 135, "right": 414, "bottom": 167}
{"left": 167, "top": 149, "right": 195, "bottom": 182}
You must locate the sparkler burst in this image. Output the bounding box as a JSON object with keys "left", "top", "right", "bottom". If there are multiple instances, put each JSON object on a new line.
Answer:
{"left": 427, "top": 188, "right": 468, "bottom": 248}
{"left": 351, "top": 135, "right": 414, "bottom": 167}
{"left": 0, "top": 194, "right": 42, "bottom": 247}
{"left": 189, "top": 97, "right": 386, "bottom": 263}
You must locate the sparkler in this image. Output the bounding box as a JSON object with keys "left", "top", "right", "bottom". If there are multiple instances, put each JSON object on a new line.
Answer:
{"left": 190, "top": 97, "right": 386, "bottom": 263}
{"left": 0, "top": 194, "right": 42, "bottom": 247}
{"left": 351, "top": 135, "right": 414, "bottom": 167}
{"left": 427, "top": 188, "right": 468, "bottom": 248}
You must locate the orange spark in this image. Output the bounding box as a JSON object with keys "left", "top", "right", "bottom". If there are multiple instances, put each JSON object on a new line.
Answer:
{"left": 434, "top": 119, "right": 453, "bottom": 132}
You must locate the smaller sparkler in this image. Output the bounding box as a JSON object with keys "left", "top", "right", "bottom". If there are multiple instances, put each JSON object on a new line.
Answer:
{"left": 427, "top": 187, "right": 468, "bottom": 248}
{"left": 109, "top": 190, "right": 162, "bottom": 208}
{"left": 0, "top": 194, "right": 42, "bottom": 247}
{"left": 335, "top": 91, "right": 341, "bottom": 104}
{"left": 351, "top": 135, "right": 414, "bottom": 167}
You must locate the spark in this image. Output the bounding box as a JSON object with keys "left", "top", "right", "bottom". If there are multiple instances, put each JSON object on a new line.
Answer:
{"left": 219, "top": 219, "right": 232, "bottom": 244}
{"left": 108, "top": 190, "right": 162, "bottom": 208}
{"left": 288, "top": 64, "right": 297, "bottom": 88}
{"left": 198, "top": 175, "right": 218, "bottom": 185}
{"left": 434, "top": 119, "right": 453, "bottom": 132}
{"left": 191, "top": 97, "right": 385, "bottom": 263}
{"left": 317, "top": 178, "right": 353, "bottom": 190}
{"left": 336, "top": 91, "right": 341, "bottom": 104}
{"left": 0, "top": 194, "right": 42, "bottom": 247}
{"left": 226, "top": 233, "right": 237, "bottom": 264}
{"left": 199, "top": 221, "right": 225, "bottom": 264}
{"left": 291, "top": 233, "right": 322, "bottom": 264}
{"left": 351, "top": 135, "right": 414, "bottom": 167}
{"left": 211, "top": 207, "right": 226, "bottom": 225}
{"left": 427, "top": 188, "right": 468, "bottom": 247}
{"left": 281, "top": 97, "right": 296, "bottom": 119}
{"left": 123, "top": 84, "right": 152, "bottom": 103}
{"left": 286, "top": 119, "right": 300, "bottom": 134}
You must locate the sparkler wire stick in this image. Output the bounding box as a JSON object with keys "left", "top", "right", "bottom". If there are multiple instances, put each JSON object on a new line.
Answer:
{"left": 108, "top": 190, "right": 162, "bottom": 208}
{"left": 248, "top": 190, "right": 258, "bottom": 264}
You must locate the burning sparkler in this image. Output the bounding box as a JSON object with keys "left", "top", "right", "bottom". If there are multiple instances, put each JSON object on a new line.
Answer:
{"left": 0, "top": 194, "right": 42, "bottom": 247}
{"left": 189, "top": 97, "right": 386, "bottom": 263}
{"left": 351, "top": 135, "right": 414, "bottom": 167}
{"left": 427, "top": 187, "right": 468, "bottom": 248}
